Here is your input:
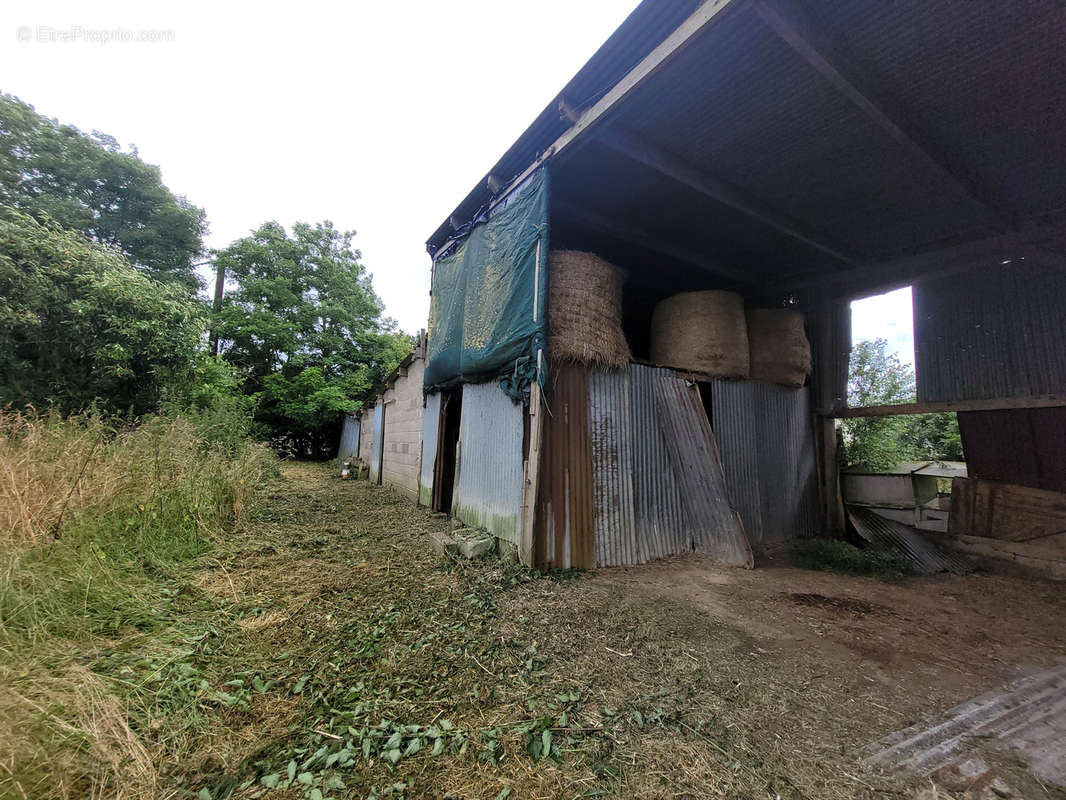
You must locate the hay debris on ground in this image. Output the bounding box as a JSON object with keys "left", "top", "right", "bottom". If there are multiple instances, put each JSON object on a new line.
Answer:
{"left": 650, "top": 290, "right": 749, "bottom": 378}
{"left": 747, "top": 307, "right": 812, "bottom": 388}
{"left": 548, "top": 250, "right": 631, "bottom": 368}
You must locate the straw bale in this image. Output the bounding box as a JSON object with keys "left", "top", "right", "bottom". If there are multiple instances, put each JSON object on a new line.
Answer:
{"left": 650, "top": 291, "right": 749, "bottom": 378}
{"left": 746, "top": 308, "right": 811, "bottom": 388}
{"left": 548, "top": 250, "right": 631, "bottom": 368}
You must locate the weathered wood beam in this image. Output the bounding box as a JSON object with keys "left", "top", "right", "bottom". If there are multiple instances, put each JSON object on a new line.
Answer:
{"left": 821, "top": 395, "right": 1066, "bottom": 419}
{"left": 597, "top": 128, "right": 859, "bottom": 266}
{"left": 554, "top": 200, "right": 750, "bottom": 283}
{"left": 752, "top": 0, "right": 1011, "bottom": 226}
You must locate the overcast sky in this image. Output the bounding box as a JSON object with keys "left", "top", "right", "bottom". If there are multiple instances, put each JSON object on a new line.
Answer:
{"left": 2, "top": 0, "right": 640, "bottom": 332}
{"left": 851, "top": 287, "right": 915, "bottom": 365}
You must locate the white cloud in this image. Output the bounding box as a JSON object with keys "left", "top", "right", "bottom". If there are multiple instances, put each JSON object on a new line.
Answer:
{"left": 851, "top": 286, "right": 915, "bottom": 365}
{"left": 1, "top": 0, "right": 641, "bottom": 332}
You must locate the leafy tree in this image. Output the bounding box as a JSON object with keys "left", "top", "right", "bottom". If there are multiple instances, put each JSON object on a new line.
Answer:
{"left": 841, "top": 338, "right": 962, "bottom": 470}
{"left": 0, "top": 94, "right": 206, "bottom": 290}
{"left": 0, "top": 207, "right": 211, "bottom": 415}
{"left": 213, "top": 220, "right": 410, "bottom": 457}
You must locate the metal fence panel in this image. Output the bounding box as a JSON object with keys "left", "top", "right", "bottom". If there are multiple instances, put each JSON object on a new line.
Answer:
{"left": 418, "top": 393, "right": 441, "bottom": 506}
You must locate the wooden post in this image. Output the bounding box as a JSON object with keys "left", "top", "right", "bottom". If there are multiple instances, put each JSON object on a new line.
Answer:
{"left": 519, "top": 379, "right": 543, "bottom": 567}
{"left": 811, "top": 297, "right": 847, "bottom": 537}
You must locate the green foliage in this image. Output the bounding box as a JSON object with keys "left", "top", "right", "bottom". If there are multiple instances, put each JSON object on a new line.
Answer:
{"left": 792, "top": 538, "right": 916, "bottom": 580}
{"left": 0, "top": 94, "right": 206, "bottom": 289}
{"left": 214, "top": 220, "right": 410, "bottom": 457}
{"left": 841, "top": 338, "right": 962, "bottom": 470}
{"left": 0, "top": 207, "right": 210, "bottom": 416}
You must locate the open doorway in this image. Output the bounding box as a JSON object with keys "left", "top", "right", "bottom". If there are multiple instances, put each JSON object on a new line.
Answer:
{"left": 433, "top": 387, "right": 462, "bottom": 513}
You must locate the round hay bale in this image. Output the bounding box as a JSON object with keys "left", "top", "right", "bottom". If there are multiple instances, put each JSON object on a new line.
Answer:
{"left": 746, "top": 308, "right": 811, "bottom": 388}
{"left": 549, "top": 250, "right": 631, "bottom": 368}
{"left": 650, "top": 291, "right": 749, "bottom": 378}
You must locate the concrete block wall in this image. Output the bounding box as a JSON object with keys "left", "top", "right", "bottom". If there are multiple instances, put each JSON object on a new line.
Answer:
{"left": 380, "top": 356, "right": 426, "bottom": 503}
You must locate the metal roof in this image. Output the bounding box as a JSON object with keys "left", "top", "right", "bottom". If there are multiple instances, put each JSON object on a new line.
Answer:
{"left": 428, "top": 0, "right": 1066, "bottom": 297}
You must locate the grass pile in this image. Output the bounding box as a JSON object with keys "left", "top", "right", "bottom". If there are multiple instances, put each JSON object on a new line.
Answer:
{"left": 792, "top": 537, "right": 916, "bottom": 580}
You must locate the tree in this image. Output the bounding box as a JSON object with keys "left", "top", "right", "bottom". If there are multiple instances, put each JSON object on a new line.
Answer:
{"left": 842, "top": 338, "right": 962, "bottom": 470}
{"left": 213, "top": 220, "right": 410, "bottom": 457}
{"left": 0, "top": 207, "right": 210, "bottom": 415}
{"left": 0, "top": 94, "right": 206, "bottom": 290}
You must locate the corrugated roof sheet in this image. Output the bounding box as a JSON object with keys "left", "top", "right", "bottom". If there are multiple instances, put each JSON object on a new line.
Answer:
{"left": 848, "top": 506, "right": 973, "bottom": 575}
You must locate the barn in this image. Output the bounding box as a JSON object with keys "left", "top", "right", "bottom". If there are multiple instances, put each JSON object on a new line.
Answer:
{"left": 406, "top": 0, "right": 1066, "bottom": 572}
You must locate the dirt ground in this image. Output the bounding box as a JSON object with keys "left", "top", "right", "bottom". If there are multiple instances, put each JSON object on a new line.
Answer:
{"left": 178, "top": 464, "right": 1066, "bottom": 800}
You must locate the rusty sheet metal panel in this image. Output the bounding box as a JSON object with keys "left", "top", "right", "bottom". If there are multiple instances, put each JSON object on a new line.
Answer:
{"left": 452, "top": 382, "right": 524, "bottom": 544}
{"left": 369, "top": 403, "right": 384, "bottom": 485}
{"left": 588, "top": 369, "right": 638, "bottom": 567}
{"left": 338, "top": 414, "right": 360, "bottom": 460}
{"left": 418, "top": 393, "right": 441, "bottom": 507}
{"left": 848, "top": 506, "right": 972, "bottom": 575}
{"left": 957, "top": 407, "right": 1066, "bottom": 494}
{"left": 629, "top": 365, "right": 689, "bottom": 562}
{"left": 913, "top": 263, "right": 1066, "bottom": 402}
{"left": 535, "top": 364, "right": 595, "bottom": 569}
{"left": 711, "top": 381, "right": 819, "bottom": 543}
{"left": 657, "top": 374, "right": 752, "bottom": 567}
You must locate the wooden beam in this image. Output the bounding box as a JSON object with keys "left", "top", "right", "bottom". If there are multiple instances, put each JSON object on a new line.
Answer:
{"left": 554, "top": 200, "right": 750, "bottom": 283}
{"left": 597, "top": 128, "right": 859, "bottom": 266}
{"left": 752, "top": 0, "right": 1010, "bottom": 225}
{"left": 485, "top": 0, "right": 739, "bottom": 217}
{"left": 822, "top": 395, "right": 1066, "bottom": 419}
{"left": 519, "top": 379, "right": 544, "bottom": 567}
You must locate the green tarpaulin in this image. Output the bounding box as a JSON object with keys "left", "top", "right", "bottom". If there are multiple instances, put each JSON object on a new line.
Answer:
{"left": 424, "top": 168, "right": 548, "bottom": 399}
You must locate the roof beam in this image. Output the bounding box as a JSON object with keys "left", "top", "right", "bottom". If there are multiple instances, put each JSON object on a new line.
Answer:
{"left": 752, "top": 0, "right": 1012, "bottom": 227}
{"left": 597, "top": 127, "right": 860, "bottom": 266}
{"left": 554, "top": 200, "right": 751, "bottom": 284}
{"left": 484, "top": 0, "right": 739, "bottom": 218}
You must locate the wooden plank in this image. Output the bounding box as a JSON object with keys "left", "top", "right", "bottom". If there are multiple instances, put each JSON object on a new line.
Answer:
{"left": 480, "top": 0, "right": 738, "bottom": 220}
{"left": 949, "top": 477, "right": 1066, "bottom": 544}
{"left": 951, "top": 535, "right": 1066, "bottom": 580}
{"left": 822, "top": 395, "right": 1066, "bottom": 419}
{"left": 518, "top": 380, "right": 543, "bottom": 567}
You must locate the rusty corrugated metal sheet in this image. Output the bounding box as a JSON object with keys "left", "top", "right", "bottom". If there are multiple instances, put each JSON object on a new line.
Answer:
{"left": 656, "top": 374, "right": 752, "bottom": 567}
{"left": 629, "top": 365, "right": 689, "bottom": 561}
{"left": 957, "top": 407, "right": 1066, "bottom": 494}
{"left": 914, "top": 263, "right": 1066, "bottom": 402}
{"left": 418, "top": 393, "right": 441, "bottom": 507}
{"left": 588, "top": 369, "right": 638, "bottom": 567}
{"left": 452, "top": 382, "right": 525, "bottom": 544}
{"left": 848, "top": 506, "right": 972, "bottom": 575}
{"left": 535, "top": 364, "right": 595, "bottom": 569}
{"left": 711, "top": 381, "right": 820, "bottom": 543}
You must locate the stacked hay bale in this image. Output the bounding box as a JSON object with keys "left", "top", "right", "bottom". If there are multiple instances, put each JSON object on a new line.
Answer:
{"left": 549, "top": 250, "right": 631, "bottom": 367}
{"left": 650, "top": 290, "right": 749, "bottom": 378}
{"left": 746, "top": 308, "right": 811, "bottom": 388}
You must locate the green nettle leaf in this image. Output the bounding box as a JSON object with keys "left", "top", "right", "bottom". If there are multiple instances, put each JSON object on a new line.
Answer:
{"left": 287, "top": 760, "right": 297, "bottom": 782}
{"left": 198, "top": 789, "right": 212, "bottom": 800}
{"left": 260, "top": 773, "right": 280, "bottom": 789}
{"left": 297, "top": 771, "right": 314, "bottom": 785}
{"left": 403, "top": 737, "right": 421, "bottom": 757}
{"left": 541, "top": 729, "right": 552, "bottom": 758}
{"left": 384, "top": 731, "right": 403, "bottom": 750}
{"left": 309, "top": 789, "right": 323, "bottom": 800}
{"left": 385, "top": 748, "right": 402, "bottom": 764}
{"left": 431, "top": 738, "right": 445, "bottom": 757}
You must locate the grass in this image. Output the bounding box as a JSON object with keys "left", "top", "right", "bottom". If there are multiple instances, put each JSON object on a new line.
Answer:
{"left": 2, "top": 423, "right": 926, "bottom": 800}
{"left": 791, "top": 537, "right": 917, "bottom": 580}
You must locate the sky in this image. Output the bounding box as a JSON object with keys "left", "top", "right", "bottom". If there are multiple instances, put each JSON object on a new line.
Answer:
{"left": 850, "top": 286, "right": 915, "bottom": 365}
{"left": 1, "top": 0, "right": 641, "bottom": 332}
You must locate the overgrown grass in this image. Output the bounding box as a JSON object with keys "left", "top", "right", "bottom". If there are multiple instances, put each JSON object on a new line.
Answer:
{"left": 791, "top": 537, "right": 916, "bottom": 580}
{"left": 0, "top": 406, "right": 277, "bottom": 799}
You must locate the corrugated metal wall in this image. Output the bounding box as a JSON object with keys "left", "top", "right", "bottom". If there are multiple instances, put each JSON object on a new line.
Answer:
{"left": 418, "top": 393, "right": 441, "bottom": 506}
{"left": 338, "top": 414, "right": 360, "bottom": 460}
{"left": 711, "top": 381, "right": 819, "bottom": 543}
{"left": 369, "top": 403, "right": 384, "bottom": 485}
{"left": 452, "top": 382, "right": 525, "bottom": 543}
{"left": 536, "top": 364, "right": 595, "bottom": 568}
{"left": 913, "top": 263, "right": 1066, "bottom": 402}
{"left": 358, "top": 411, "right": 374, "bottom": 462}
